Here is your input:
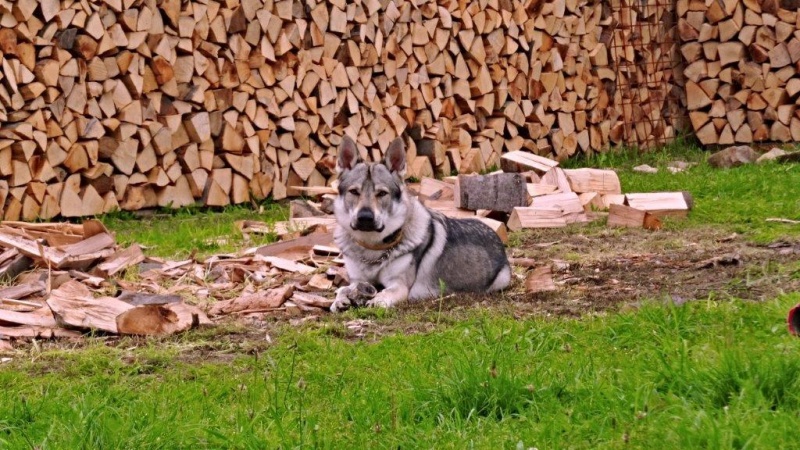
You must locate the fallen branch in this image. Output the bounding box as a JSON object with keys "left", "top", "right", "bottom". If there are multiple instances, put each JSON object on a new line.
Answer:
{"left": 766, "top": 218, "right": 800, "bottom": 224}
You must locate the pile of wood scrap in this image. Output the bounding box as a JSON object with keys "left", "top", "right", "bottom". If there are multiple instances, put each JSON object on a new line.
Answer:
{"left": 0, "top": 219, "right": 215, "bottom": 339}
{"left": 0, "top": 218, "right": 346, "bottom": 344}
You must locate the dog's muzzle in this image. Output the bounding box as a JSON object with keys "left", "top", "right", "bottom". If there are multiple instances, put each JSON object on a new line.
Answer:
{"left": 353, "top": 208, "right": 382, "bottom": 232}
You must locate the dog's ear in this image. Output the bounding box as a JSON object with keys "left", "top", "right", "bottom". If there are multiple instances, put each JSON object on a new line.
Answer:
{"left": 384, "top": 137, "right": 407, "bottom": 177}
{"left": 337, "top": 135, "right": 361, "bottom": 173}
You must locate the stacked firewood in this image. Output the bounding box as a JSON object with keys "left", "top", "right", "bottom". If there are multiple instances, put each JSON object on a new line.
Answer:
{"left": 607, "top": 0, "right": 687, "bottom": 147}
{"left": 0, "top": 0, "right": 685, "bottom": 220}
{"left": 679, "top": 0, "right": 800, "bottom": 144}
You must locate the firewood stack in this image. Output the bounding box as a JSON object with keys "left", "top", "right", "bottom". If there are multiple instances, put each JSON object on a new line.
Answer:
{"left": 607, "top": 0, "right": 688, "bottom": 147}
{"left": 0, "top": 0, "right": 689, "bottom": 221}
{"left": 678, "top": 0, "right": 800, "bottom": 145}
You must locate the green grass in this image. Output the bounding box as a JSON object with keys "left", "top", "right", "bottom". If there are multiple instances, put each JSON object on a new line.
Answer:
{"left": 1, "top": 296, "right": 799, "bottom": 448}
{"left": 99, "top": 202, "right": 287, "bottom": 259}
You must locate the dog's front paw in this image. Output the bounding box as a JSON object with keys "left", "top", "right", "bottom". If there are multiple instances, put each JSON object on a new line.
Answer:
{"left": 330, "top": 286, "right": 353, "bottom": 313}
{"left": 366, "top": 292, "right": 404, "bottom": 309}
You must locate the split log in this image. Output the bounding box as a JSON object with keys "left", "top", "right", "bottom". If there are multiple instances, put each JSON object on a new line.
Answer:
{"left": 453, "top": 173, "right": 528, "bottom": 213}
{"left": 607, "top": 204, "right": 662, "bottom": 230}
{"left": 625, "top": 192, "right": 692, "bottom": 218}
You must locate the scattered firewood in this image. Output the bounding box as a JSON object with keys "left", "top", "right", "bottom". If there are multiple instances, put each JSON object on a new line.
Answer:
{"left": 562, "top": 169, "right": 622, "bottom": 195}
{"left": 501, "top": 151, "right": 560, "bottom": 174}
{"left": 475, "top": 217, "right": 508, "bottom": 244}
{"left": 509, "top": 258, "right": 538, "bottom": 268}
{"left": 94, "top": 244, "right": 145, "bottom": 277}
{"left": 306, "top": 273, "right": 333, "bottom": 291}
{"left": 0, "top": 307, "right": 58, "bottom": 328}
{"left": 507, "top": 208, "right": 568, "bottom": 230}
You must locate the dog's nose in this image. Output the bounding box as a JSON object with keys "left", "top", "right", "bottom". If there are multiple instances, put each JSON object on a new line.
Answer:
{"left": 355, "top": 208, "right": 377, "bottom": 230}
{"left": 356, "top": 208, "right": 374, "bottom": 225}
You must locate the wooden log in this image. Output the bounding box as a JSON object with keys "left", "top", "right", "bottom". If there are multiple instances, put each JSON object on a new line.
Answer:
{"left": 453, "top": 173, "right": 528, "bottom": 213}
{"left": 625, "top": 192, "right": 692, "bottom": 218}
{"left": 607, "top": 204, "right": 662, "bottom": 230}
{"left": 507, "top": 207, "right": 567, "bottom": 230}
{"left": 500, "top": 151, "right": 559, "bottom": 173}
{"left": 562, "top": 169, "right": 622, "bottom": 195}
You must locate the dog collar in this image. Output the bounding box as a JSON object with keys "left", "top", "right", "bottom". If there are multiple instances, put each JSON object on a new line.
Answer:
{"left": 354, "top": 227, "right": 404, "bottom": 252}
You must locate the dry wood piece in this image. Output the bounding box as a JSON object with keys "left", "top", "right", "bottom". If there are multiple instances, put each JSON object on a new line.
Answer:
{"left": 95, "top": 244, "right": 145, "bottom": 277}
{"left": 209, "top": 286, "right": 294, "bottom": 316}
{"left": 607, "top": 204, "right": 662, "bottom": 230}
{"left": 507, "top": 208, "right": 568, "bottom": 231}
{"left": 292, "top": 292, "right": 334, "bottom": 309}
{"left": 525, "top": 266, "right": 557, "bottom": 293}
{"left": 563, "top": 169, "right": 622, "bottom": 195}
{"left": 453, "top": 173, "right": 528, "bottom": 213}
{"left": 256, "top": 255, "right": 316, "bottom": 274}
{"left": 0, "top": 307, "right": 57, "bottom": 328}
{"left": 116, "top": 303, "right": 210, "bottom": 335}
{"left": 500, "top": 151, "right": 559, "bottom": 174}
{"left": 475, "top": 217, "right": 508, "bottom": 244}
{"left": 625, "top": 192, "right": 692, "bottom": 218}
{"left": 46, "top": 280, "right": 133, "bottom": 333}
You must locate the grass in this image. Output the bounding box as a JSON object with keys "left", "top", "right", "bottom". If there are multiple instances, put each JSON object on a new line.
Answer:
{"left": 1, "top": 296, "right": 799, "bottom": 448}
{"left": 1, "top": 143, "right": 799, "bottom": 448}
{"left": 98, "top": 202, "right": 287, "bottom": 259}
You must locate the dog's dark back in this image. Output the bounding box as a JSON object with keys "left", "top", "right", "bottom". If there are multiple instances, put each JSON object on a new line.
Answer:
{"left": 427, "top": 214, "right": 509, "bottom": 293}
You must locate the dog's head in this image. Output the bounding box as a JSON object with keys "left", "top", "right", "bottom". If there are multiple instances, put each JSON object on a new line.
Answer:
{"left": 334, "top": 136, "right": 409, "bottom": 236}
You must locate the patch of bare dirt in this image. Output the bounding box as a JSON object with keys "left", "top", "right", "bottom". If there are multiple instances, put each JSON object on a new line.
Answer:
{"left": 498, "top": 227, "right": 800, "bottom": 317}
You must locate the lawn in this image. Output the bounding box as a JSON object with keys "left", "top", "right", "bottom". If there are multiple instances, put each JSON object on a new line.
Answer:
{"left": 1, "top": 143, "right": 799, "bottom": 449}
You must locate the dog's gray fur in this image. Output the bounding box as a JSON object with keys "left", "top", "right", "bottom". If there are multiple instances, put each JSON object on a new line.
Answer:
{"left": 330, "top": 136, "right": 511, "bottom": 312}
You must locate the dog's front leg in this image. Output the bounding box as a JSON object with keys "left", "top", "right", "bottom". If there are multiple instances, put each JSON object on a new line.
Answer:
{"left": 330, "top": 283, "right": 358, "bottom": 313}
{"left": 366, "top": 283, "right": 409, "bottom": 309}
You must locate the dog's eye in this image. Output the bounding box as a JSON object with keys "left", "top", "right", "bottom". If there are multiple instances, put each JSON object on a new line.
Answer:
{"left": 348, "top": 188, "right": 360, "bottom": 196}
{"left": 376, "top": 191, "right": 388, "bottom": 198}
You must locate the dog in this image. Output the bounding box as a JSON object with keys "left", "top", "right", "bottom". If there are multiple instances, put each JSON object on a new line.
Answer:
{"left": 329, "top": 135, "right": 511, "bottom": 312}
